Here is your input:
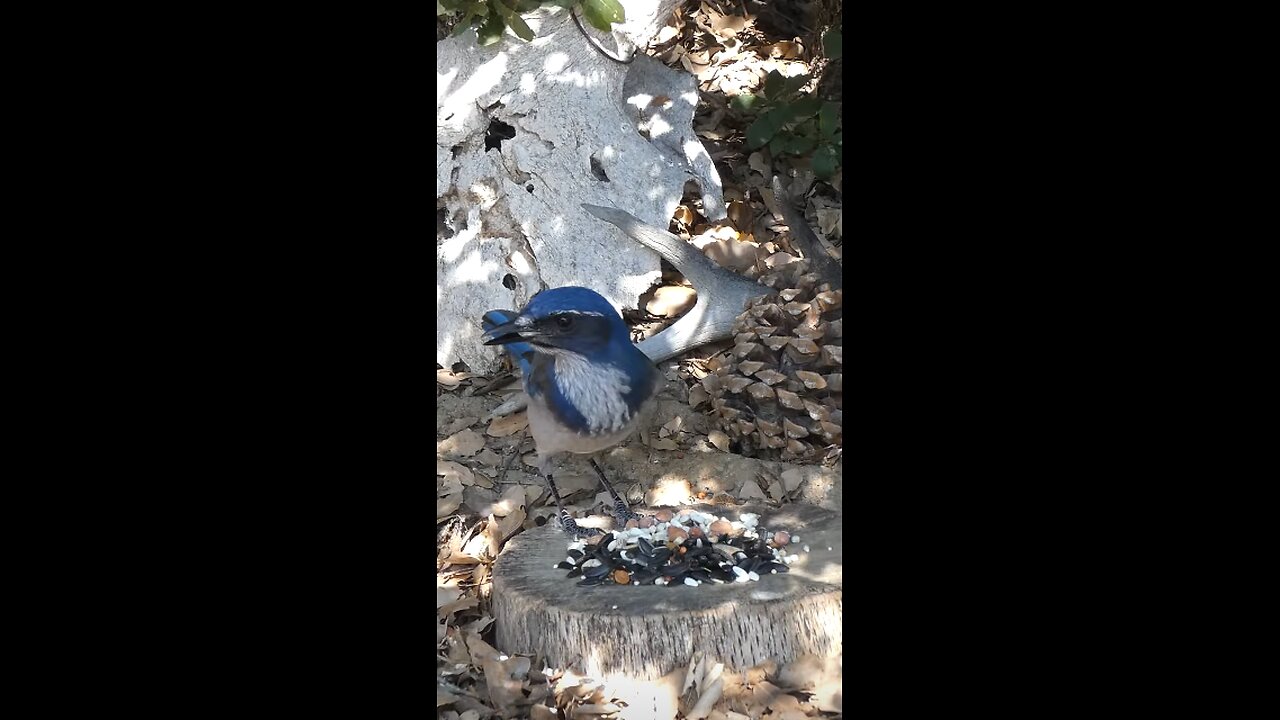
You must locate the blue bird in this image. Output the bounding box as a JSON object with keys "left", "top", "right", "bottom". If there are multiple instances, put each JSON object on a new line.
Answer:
{"left": 482, "top": 287, "right": 663, "bottom": 538}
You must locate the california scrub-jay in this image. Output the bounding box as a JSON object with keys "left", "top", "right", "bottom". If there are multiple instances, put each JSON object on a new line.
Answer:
{"left": 481, "top": 286, "right": 662, "bottom": 538}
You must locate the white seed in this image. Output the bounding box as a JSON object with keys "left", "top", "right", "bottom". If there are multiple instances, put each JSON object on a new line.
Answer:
{"left": 804, "top": 545, "right": 810, "bottom": 552}
{"left": 731, "top": 565, "right": 748, "bottom": 577}
{"left": 791, "top": 535, "right": 800, "bottom": 542}
{"left": 566, "top": 557, "right": 575, "bottom": 565}
{"left": 827, "top": 546, "right": 833, "bottom": 551}
{"left": 747, "top": 571, "right": 760, "bottom": 582}
{"left": 734, "top": 574, "right": 749, "bottom": 583}
{"left": 608, "top": 540, "right": 618, "bottom": 551}
{"left": 583, "top": 559, "right": 602, "bottom": 568}
{"left": 683, "top": 577, "right": 699, "bottom": 587}
{"left": 611, "top": 605, "right": 618, "bottom": 610}
{"left": 632, "top": 581, "right": 639, "bottom": 585}
{"left": 771, "top": 569, "right": 778, "bottom": 574}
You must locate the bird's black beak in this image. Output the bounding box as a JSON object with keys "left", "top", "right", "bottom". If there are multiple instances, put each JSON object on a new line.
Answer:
{"left": 482, "top": 319, "right": 540, "bottom": 346}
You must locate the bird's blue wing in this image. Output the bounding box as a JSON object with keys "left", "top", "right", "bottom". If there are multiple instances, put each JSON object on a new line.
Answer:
{"left": 482, "top": 309, "right": 534, "bottom": 376}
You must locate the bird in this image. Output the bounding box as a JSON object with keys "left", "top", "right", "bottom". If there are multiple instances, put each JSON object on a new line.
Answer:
{"left": 481, "top": 286, "right": 663, "bottom": 538}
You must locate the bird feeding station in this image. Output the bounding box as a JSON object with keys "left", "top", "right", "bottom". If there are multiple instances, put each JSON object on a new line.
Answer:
{"left": 491, "top": 503, "right": 842, "bottom": 681}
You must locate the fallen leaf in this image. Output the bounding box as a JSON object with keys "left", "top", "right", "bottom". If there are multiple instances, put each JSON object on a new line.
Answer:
{"left": 440, "top": 416, "right": 479, "bottom": 435}
{"left": 487, "top": 411, "right": 528, "bottom": 437}
{"left": 646, "top": 285, "right": 698, "bottom": 318}
{"left": 438, "top": 585, "right": 463, "bottom": 608}
{"left": 738, "top": 480, "right": 766, "bottom": 500}
{"left": 492, "top": 484, "right": 527, "bottom": 517}
{"left": 707, "top": 430, "right": 730, "bottom": 452}
{"left": 438, "top": 460, "right": 474, "bottom": 491}
{"left": 688, "top": 385, "right": 709, "bottom": 408}
{"left": 437, "top": 369, "right": 472, "bottom": 387}
{"left": 438, "top": 595, "right": 479, "bottom": 617}
{"left": 494, "top": 506, "right": 526, "bottom": 549}
{"left": 780, "top": 468, "right": 805, "bottom": 494}
{"left": 767, "top": 480, "right": 784, "bottom": 500}
{"left": 651, "top": 437, "right": 678, "bottom": 451}
{"left": 439, "top": 429, "right": 485, "bottom": 458}
{"left": 474, "top": 448, "right": 502, "bottom": 466}
{"left": 438, "top": 493, "right": 463, "bottom": 519}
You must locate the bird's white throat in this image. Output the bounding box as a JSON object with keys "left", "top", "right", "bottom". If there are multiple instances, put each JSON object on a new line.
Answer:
{"left": 549, "top": 350, "right": 634, "bottom": 434}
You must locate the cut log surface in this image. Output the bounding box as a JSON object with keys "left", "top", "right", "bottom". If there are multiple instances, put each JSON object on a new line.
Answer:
{"left": 492, "top": 503, "right": 842, "bottom": 680}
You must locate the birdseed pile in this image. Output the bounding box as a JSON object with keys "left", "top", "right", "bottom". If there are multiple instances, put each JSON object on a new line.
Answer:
{"left": 554, "top": 509, "right": 818, "bottom": 587}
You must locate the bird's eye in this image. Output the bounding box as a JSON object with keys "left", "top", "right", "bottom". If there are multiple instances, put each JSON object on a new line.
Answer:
{"left": 555, "top": 315, "right": 573, "bottom": 329}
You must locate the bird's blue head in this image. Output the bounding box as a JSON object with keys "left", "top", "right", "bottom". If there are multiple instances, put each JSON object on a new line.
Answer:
{"left": 482, "top": 286, "right": 631, "bottom": 357}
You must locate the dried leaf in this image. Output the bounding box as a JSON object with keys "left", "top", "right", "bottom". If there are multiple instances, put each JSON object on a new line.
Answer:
{"left": 437, "top": 369, "right": 472, "bottom": 387}
{"left": 437, "top": 460, "right": 474, "bottom": 490}
{"left": 439, "top": 429, "right": 485, "bottom": 458}
{"left": 487, "top": 411, "right": 528, "bottom": 437}
{"left": 440, "top": 416, "right": 479, "bottom": 435}
{"left": 438, "top": 595, "right": 479, "bottom": 618}
{"left": 707, "top": 430, "right": 730, "bottom": 452}
{"left": 438, "top": 493, "right": 463, "bottom": 519}
{"left": 688, "top": 384, "right": 709, "bottom": 408}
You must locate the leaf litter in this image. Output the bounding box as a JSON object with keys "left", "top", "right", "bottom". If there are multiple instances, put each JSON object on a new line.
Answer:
{"left": 437, "top": 3, "right": 841, "bottom": 714}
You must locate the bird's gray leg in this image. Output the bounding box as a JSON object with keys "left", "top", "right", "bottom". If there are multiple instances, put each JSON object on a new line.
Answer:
{"left": 540, "top": 455, "right": 602, "bottom": 539}
{"left": 589, "top": 456, "right": 642, "bottom": 524}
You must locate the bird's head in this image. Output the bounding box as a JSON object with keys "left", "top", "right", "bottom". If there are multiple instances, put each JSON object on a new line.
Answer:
{"left": 482, "top": 286, "right": 631, "bottom": 357}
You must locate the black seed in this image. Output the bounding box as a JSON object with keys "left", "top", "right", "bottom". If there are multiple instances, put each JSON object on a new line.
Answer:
{"left": 632, "top": 569, "right": 658, "bottom": 584}
{"left": 688, "top": 568, "right": 712, "bottom": 582}
{"left": 568, "top": 549, "right": 584, "bottom": 560}
{"left": 584, "top": 564, "right": 612, "bottom": 579}
{"left": 556, "top": 561, "right": 574, "bottom": 570}
{"left": 638, "top": 537, "right": 654, "bottom": 555}
{"left": 567, "top": 568, "right": 582, "bottom": 578}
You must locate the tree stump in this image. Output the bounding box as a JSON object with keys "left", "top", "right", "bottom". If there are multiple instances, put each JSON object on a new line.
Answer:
{"left": 492, "top": 503, "right": 842, "bottom": 681}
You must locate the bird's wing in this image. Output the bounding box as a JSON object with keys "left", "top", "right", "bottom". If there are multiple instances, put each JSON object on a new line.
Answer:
{"left": 481, "top": 309, "right": 535, "bottom": 376}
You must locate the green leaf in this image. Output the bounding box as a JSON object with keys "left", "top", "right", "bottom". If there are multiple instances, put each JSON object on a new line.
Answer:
{"left": 812, "top": 144, "right": 840, "bottom": 179}
{"left": 783, "top": 73, "right": 811, "bottom": 97}
{"left": 769, "top": 133, "right": 817, "bottom": 157}
{"left": 823, "top": 29, "right": 842, "bottom": 60}
{"left": 790, "top": 97, "right": 822, "bottom": 123}
{"left": 731, "top": 94, "right": 764, "bottom": 113}
{"left": 763, "top": 70, "right": 785, "bottom": 101}
{"left": 818, "top": 102, "right": 840, "bottom": 137}
{"left": 746, "top": 107, "right": 788, "bottom": 149}
{"left": 477, "top": 10, "right": 506, "bottom": 45}
{"left": 545, "top": 0, "right": 575, "bottom": 7}
{"left": 451, "top": 12, "right": 476, "bottom": 35}
{"left": 581, "top": 0, "right": 625, "bottom": 32}
{"left": 506, "top": 11, "right": 536, "bottom": 40}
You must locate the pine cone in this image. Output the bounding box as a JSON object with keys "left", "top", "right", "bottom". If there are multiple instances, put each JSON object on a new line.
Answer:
{"left": 702, "top": 258, "right": 842, "bottom": 463}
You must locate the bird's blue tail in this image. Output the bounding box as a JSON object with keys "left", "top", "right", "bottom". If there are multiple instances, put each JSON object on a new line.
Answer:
{"left": 482, "top": 309, "right": 534, "bottom": 376}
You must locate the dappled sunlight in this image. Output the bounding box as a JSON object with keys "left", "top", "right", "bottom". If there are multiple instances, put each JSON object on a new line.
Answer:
{"left": 437, "top": 67, "right": 458, "bottom": 105}
{"left": 648, "top": 476, "right": 695, "bottom": 506}
{"left": 438, "top": 52, "right": 509, "bottom": 131}
{"left": 544, "top": 51, "right": 570, "bottom": 73}
{"left": 449, "top": 247, "right": 502, "bottom": 286}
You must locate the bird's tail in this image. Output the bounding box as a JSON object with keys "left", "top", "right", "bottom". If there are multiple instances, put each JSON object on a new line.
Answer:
{"left": 482, "top": 309, "right": 534, "bottom": 376}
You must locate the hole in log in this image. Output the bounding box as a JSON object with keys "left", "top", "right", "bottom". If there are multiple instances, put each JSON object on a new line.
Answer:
{"left": 502, "top": 273, "right": 517, "bottom": 290}
{"left": 589, "top": 153, "right": 610, "bottom": 182}
{"left": 485, "top": 119, "right": 516, "bottom": 151}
